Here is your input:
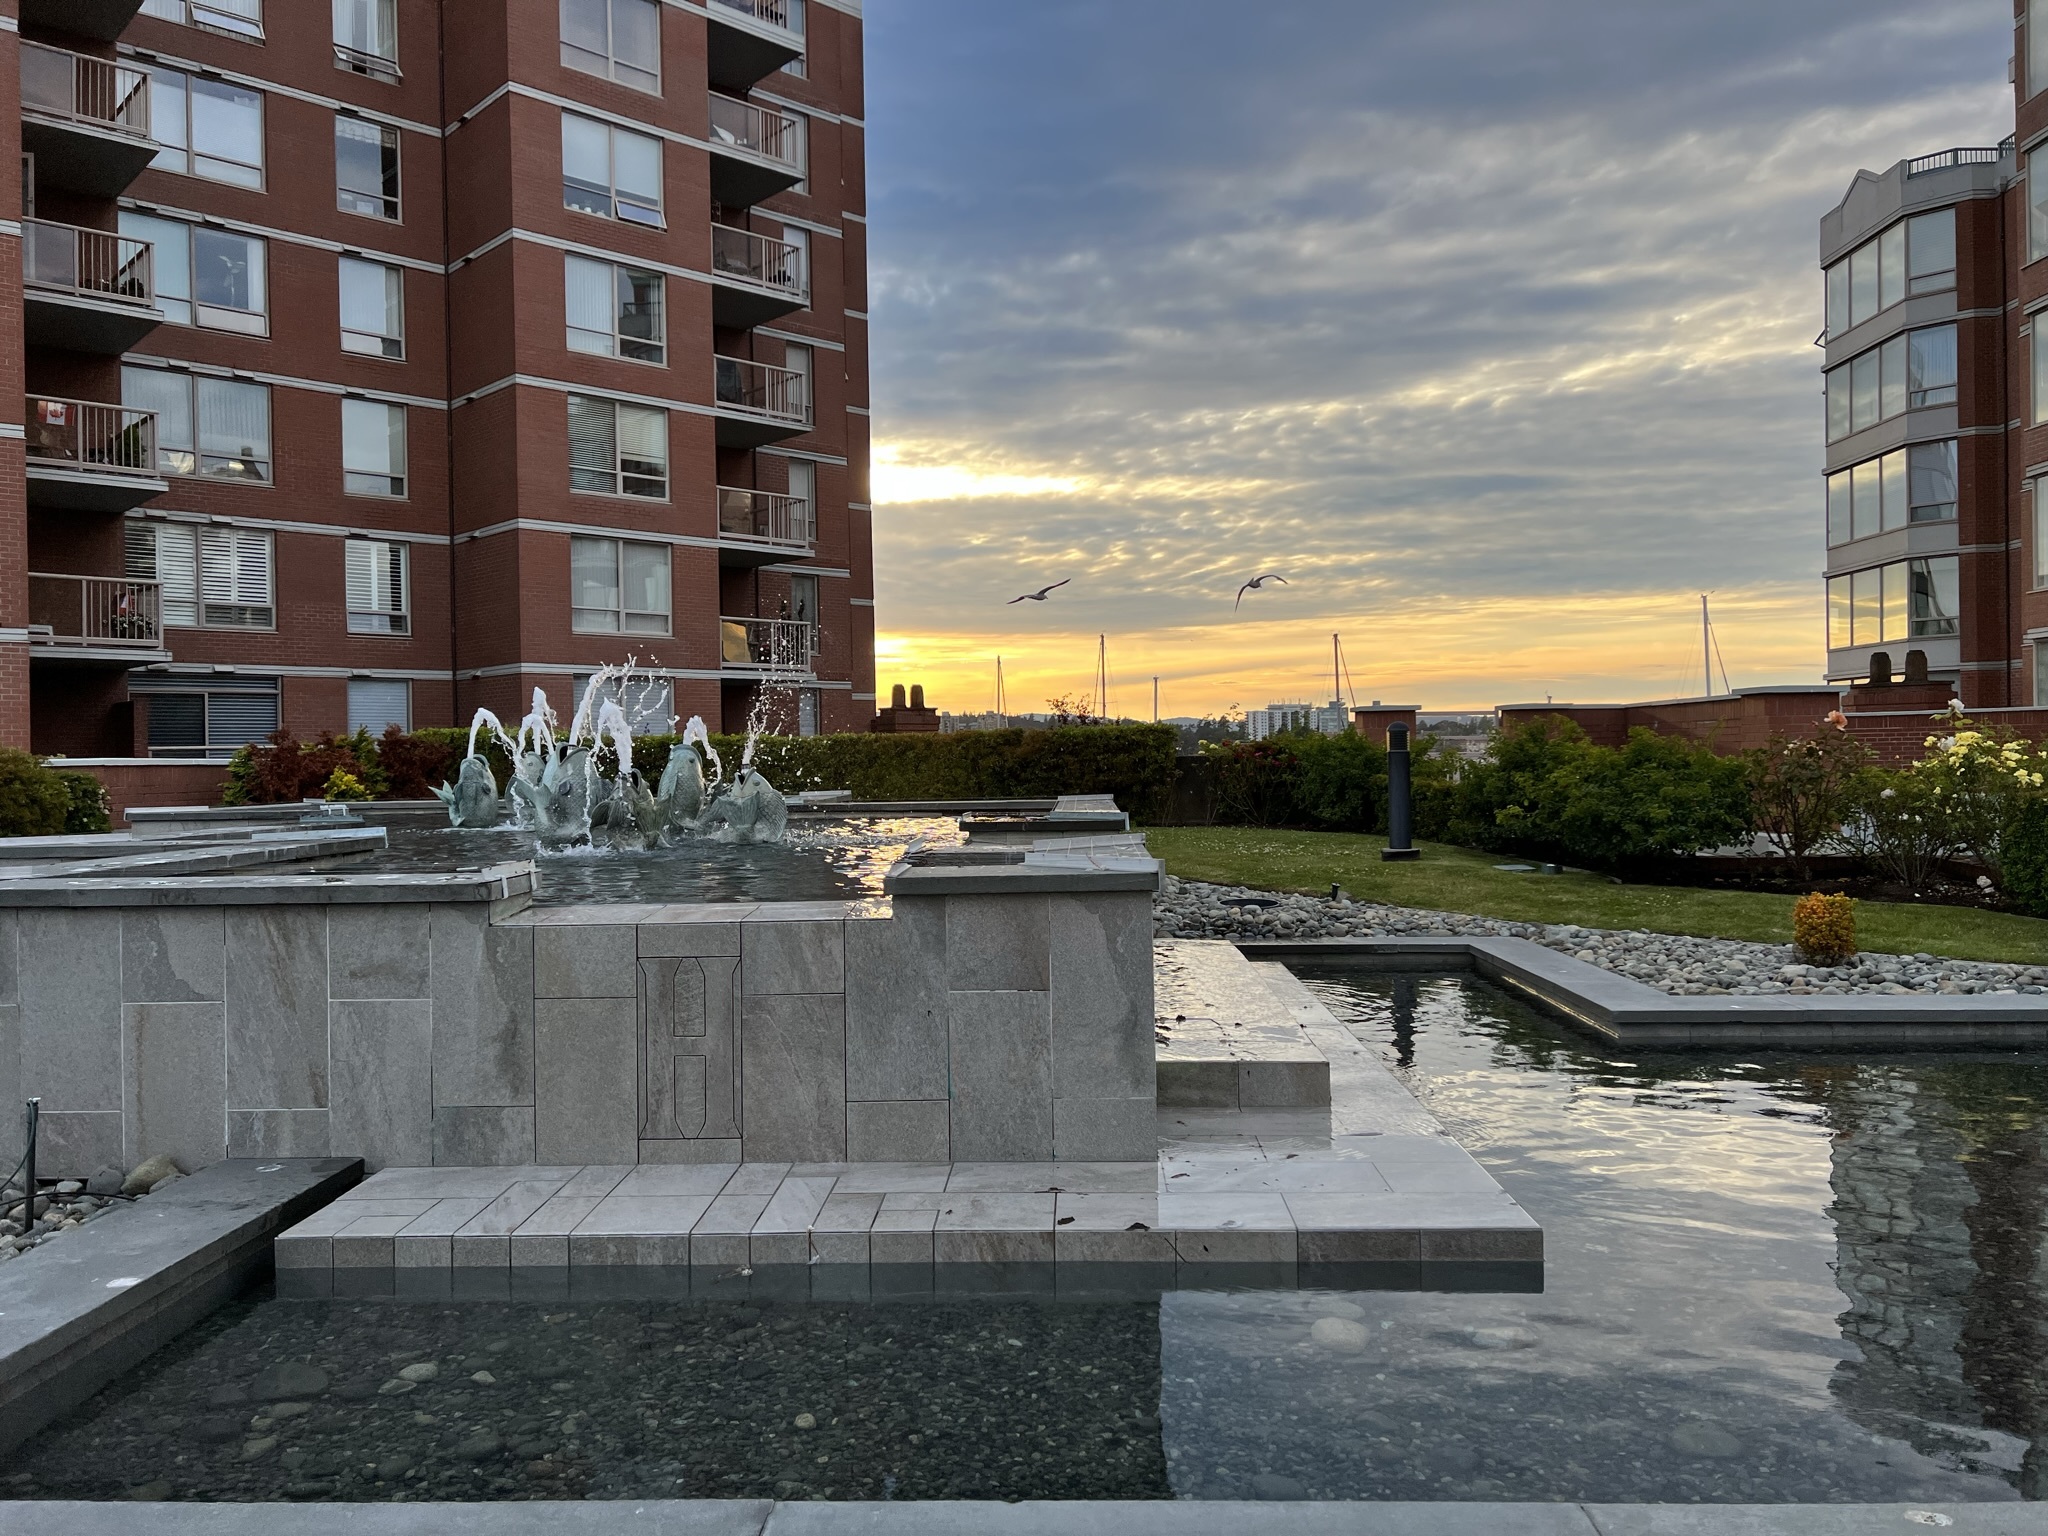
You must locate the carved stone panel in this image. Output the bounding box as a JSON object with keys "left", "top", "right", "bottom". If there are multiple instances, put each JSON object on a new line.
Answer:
{"left": 638, "top": 954, "right": 742, "bottom": 1141}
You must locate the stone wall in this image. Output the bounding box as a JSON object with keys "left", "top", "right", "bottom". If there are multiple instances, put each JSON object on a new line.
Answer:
{"left": 0, "top": 872, "right": 1157, "bottom": 1178}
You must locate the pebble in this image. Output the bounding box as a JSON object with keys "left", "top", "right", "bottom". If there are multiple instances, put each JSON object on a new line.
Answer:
{"left": 1249, "top": 1472, "right": 1308, "bottom": 1500}
{"left": 240, "top": 1437, "right": 276, "bottom": 1460}
{"left": 793, "top": 1412, "right": 817, "bottom": 1430}
{"left": 1308, "top": 1317, "right": 1370, "bottom": 1352}
{"left": 470, "top": 1371, "right": 496, "bottom": 1385}
{"left": 1155, "top": 877, "right": 2048, "bottom": 997}
{"left": 250, "top": 1364, "right": 328, "bottom": 1401}
{"left": 121, "top": 1154, "right": 179, "bottom": 1197}
{"left": 396, "top": 1362, "right": 440, "bottom": 1383}
{"left": 1670, "top": 1423, "right": 1744, "bottom": 1459}
{"left": 376, "top": 1379, "right": 416, "bottom": 1397}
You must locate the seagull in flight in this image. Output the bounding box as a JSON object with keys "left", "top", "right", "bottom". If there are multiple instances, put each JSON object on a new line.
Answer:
{"left": 1235, "top": 573, "right": 1288, "bottom": 610}
{"left": 1008, "top": 578, "right": 1070, "bottom": 605}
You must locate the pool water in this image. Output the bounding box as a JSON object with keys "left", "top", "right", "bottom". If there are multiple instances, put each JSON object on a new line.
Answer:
{"left": 329, "top": 816, "right": 963, "bottom": 906}
{"left": 16, "top": 973, "right": 2048, "bottom": 1504}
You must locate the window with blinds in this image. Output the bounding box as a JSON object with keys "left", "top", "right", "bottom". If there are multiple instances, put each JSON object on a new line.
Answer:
{"left": 570, "top": 535, "right": 669, "bottom": 634}
{"left": 564, "top": 254, "right": 664, "bottom": 363}
{"left": 339, "top": 257, "right": 404, "bottom": 358}
{"left": 562, "top": 113, "right": 662, "bottom": 227}
{"left": 348, "top": 678, "right": 409, "bottom": 734}
{"left": 346, "top": 539, "right": 408, "bottom": 634}
{"left": 121, "top": 367, "right": 271, "bottom": 481}
{"left": 567, "top": 395, "right": 667, "bottom": 498}
{"left": 125, "top": 522, "right": 272, "bottom": 628}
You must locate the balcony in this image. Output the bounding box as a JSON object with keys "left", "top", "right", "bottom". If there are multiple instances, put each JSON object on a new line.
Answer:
{"left": 21, "top": 43, "right": 155, "bottom": 197}
{"left": 23, "top": 221, "right": 162, "bottom": 354}
{"left": 720, "top": 616, "right": 815, "bottom": 676}
{"left": 706, "top": 94, "right": 804, "bottom": 208}
{"left": 709, "top": 225, "right": 808, "bottom": 329}
{"left": 705, "top": 0, "right": 804, "bottom": 91}
{"left": 717, "top": 487, "right": 813, "bottom": 566}
{"left": 713, "top": 355, "right": 810, "bottom": 448}
{"left": 25, "top": 397, "right": 167, "bottom": 513}
{"left": 27, "top": 574, "right": 170, "bottom": 666}
{"left": 22, "top": 0, "right": 147, "bottom": 42}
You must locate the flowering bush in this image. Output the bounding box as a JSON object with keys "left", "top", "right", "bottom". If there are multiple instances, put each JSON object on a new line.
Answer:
{"left": 1746, "top": 730, "right": 1874, "bottom": 880}
{"left": 1792, "top": 892, "right": 1856, "bottom": 966}
{"left": 1915, "top": 708, "right": 2048, "bottom": 878}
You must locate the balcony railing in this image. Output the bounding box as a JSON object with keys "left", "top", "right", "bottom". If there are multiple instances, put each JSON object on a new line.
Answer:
{"left": 26, "top": 397, "right": 159, "bottom": 477}
{"left": 720, "top": 616, "right": 815, "bottom": 672}
{"left": 710, "top": 225, "right": 807, "bottom": 298}
{"left": 707, "top": 93, "right": 801, "bottom": 168}
{"left": 1907, "top": 141, "right": 2013, "bottom": 177}
{"left": 334, "top": 42, "right": 401, "bottom": 82}
{"left": 710, "top": 0, "right": 804, "bottom": 33}
{"left": 714, "top": 355, "right": 809, "bottom": 424}
{"left": 28, "top": 573, "right": 162, "bottom": 648}
{"left": 718, "top": 487, "right": 813, "bottom": 547}
{"left": 24, "top": 221, "right": 154, "bottom": 307}
{"left": 21, "top": 42, "right": 150, "bottom": 138}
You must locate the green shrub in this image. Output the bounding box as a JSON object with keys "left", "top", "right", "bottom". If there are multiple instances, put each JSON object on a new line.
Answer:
{"left": 0, "top": 749, "right": 71, "bottom": 837}
{"left": 52, "top": 770, "right": 111, "bottom": 835}
{"left": 1842, "top": 769, "right": 1952, "bottom": 891}
{"left": 1206, "top": 741, "right": 1306, "bottom": 827}
{"left": 2002, "top": 798, "right": 2048, "bottom": 917}
{"left": 1747, "top": 731, "right": 1875, "bottom": 880}
{"left": 1292, "top": 731, "right": 1389, "bottom": 832}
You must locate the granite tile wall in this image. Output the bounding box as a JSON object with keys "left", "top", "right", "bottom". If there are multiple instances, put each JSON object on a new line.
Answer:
{"left": 6, "top": 881, "right": 1159, "bottom": 1176}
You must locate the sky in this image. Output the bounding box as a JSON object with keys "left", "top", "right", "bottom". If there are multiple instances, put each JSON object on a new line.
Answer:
{"left": 859, "top": 0, "right": 2015, "bottom": 721}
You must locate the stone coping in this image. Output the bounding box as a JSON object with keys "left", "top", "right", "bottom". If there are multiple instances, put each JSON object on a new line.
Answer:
{"left": 0, "top": 861, "right": 536, "bottom": 907}
{"left": 0, "top": 1157, "right": 362, "bottom": 1453}
{"left": 1240, "top": 937, "right": 2048, "bottom": 1046}
{"left": 0, "top": 829, "right": 390, "bottom": 891}
{"left": 2, "top": 1498, "right": 2036, "bottom": 1533}
{"left": 884, "top": 857, "right": 1162, "bottom": 896}
{"left": 1155, "top": 941, "right": 1330, "bottom": 1110}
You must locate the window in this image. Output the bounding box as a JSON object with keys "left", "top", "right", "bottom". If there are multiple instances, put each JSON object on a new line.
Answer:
{"left": 1824, "top": 325, "right": 1956, "bottom": 441}
{"left": 2035, "top": 0, "right": 2048, "bottom": 102}
{"left": 136, "top": 678, "right": 279, "bottom": 756}
{"left": 561, "top": 113, "right": 663, "bottom": 227}
{"left": 560, "top": 0, "right": 660, "bottom": 92}
{"left": 2037, "top": 324, "right": 2048, "bottom": 427}
{"left": 334, "top": 0, "right": 399, "bottom": 79}
{"left": 345, "top": 538, "right": 408, "bottom": 633}
{"left": 339, "top": 256, "right": 404, "bottom": 358}
{"left": 567, "top": 395, "right": 667, "bottom": 497}
{"left": 787, "top": 458, "right": 815, "bottom": 539}
{"left": 1825, "top": 209, "right": 1958, "bottom": 336}
{"left": 2035, "top": 477, "right": 2048, "bottom": 588}
{"left": 140, "top": 0, "right": 263, "bottom": 42}
{"left": 565, "top": 255, "right": 664, "bottom": 364}
{"left": 342, "top": 399, "right": 407, "bottom": 496}
{"left": 348, "top": 678, "right": 409, "bottom": 734}
{"left": 788, "top": 112, "right": 809, "bottom": 193}
{"left": 1824, "top": 441, "right": 1958, "bottom": 545}
{"left": 336, "top": 116, "right": 400, "bottom": 220}
{"left": 782, "top": 226, "right": 809, "bottom": 298}
{"left": 572, "top": 671, "right": 673, "bottom": 733}
{"left": 2034, "top": 146, "right": 2048, "bottom": 264}
{"left": 148, "top": 68, "right": 264, "bottom": 188}
{"left": 570, "top": 535, "right": 669, "bottom": 633}
{"left": 1825, "top": 556, "right": 1960, "bottom": 648}
{"left": 797, "top": 689, "right": 818, "bottom": 735}
{"left": 121, "top": 366, "right": 272, "bottom": 482}
{"left": 2037, "top": 643, "right": 2048, "bottom": 708}
{"left": 785, "top": 343, "right": 812, "bottom": 419}
{"left": 125, "top": 520, "right": 274, "bottom": 628}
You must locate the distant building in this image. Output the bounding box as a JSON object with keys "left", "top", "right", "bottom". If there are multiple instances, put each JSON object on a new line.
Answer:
{"left": 1246, "top": 700, "right": 1348, "bottom": 740}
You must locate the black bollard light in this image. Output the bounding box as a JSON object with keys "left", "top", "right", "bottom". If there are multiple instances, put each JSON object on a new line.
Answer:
{"left": 16, "top": 1097, "right": 38, "bottom": 1226}
{"left": 1382, "top": 723, "right": 1420, "bottom": 862}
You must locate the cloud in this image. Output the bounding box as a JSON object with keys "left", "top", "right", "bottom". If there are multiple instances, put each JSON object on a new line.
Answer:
{"left": 860, "top": 0, "right": 2014, "bottom": 713}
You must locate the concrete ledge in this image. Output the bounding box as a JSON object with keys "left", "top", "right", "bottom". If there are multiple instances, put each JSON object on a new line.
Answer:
{"left": 1237, "top": 936, "right": 2048, "bottom": 1046}
{"left": 2, "top": 1499, "right": 2040, "bottom": 1534}
{"left": 0, "top": 1157, "right": 363, "bottom": 1453}
{"left": 0, "top": 863, "right": 536, "bottom": 907}
{"left": 886, "top": 860, "right": 1162, "bottom": 896}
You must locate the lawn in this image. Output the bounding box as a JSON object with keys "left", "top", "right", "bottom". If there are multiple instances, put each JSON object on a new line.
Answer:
{"left": 1145, "top": 826, "right": 2048, "bottom": 966}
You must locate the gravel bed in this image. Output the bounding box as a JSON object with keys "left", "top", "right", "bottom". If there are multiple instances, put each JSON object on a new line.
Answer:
{"left": 1155, "top": 876, "right": 2048, "bottom": 998}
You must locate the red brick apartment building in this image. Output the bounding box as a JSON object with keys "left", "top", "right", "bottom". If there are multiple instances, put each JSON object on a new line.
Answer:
{"left": 3, "top": 0, "right": 875, "bottom": 789}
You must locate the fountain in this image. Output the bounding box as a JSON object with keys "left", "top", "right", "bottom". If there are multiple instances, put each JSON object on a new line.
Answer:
{"left": 433, "top": 662, "right": 791, "bottom": 847}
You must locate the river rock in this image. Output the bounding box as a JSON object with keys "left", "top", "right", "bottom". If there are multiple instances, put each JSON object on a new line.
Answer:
{"left": 121, "top": 1154, "right": 179, "bottom": 1196}
{"left": 249, "top": 1363, "right": 328, "bottom": 1401}
{"left": 397, "top": 1361, "right": 440, "bottom": 1383}
{"left": 1309, "top": 1317, "right": 1371, "bottom": 1352}
{"left": 1670, "top": 1422, "right": 1743, "bottom": 1458}
{"left": 1249, "top": 1472, "right": 1307, "bottom": 1500}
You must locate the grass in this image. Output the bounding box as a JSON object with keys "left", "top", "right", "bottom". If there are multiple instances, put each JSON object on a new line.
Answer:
{"left": 1145, "top": 826, "right": 2048, "bottom": 966}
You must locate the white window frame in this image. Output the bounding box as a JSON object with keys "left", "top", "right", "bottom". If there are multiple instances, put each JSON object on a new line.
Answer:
{"left": 147, "top": 67, "right": 265, "bottom": 189}
{"left": 559, "top": 0, "right": 661, "bottom": 94}
{"left": 345, "top": 537, "right": 409, "bottom": 634}
{"left": 569, "top": 534, "right": 671, "bottom": 634}
{"left": 122, "top": 366, "right": 273, "bottom": 483}
{"left": 561, "top": 112, "right": 664, "bottom": 228}
{"left": 566, "top": 394, "right": 668, "bottom": 499}
{"left": 125, "top": 520, "right": 274, "bottom": 629}
{"left": 140, "top": 0, "right": 264, "bottom": 44}
{"left": 335, "top": 114, "right": 401, "bottom": 221}
{"left": 333, "top": 0, "right": 400, "bottom": 81}
{"left": 564, "top": 253, "right": 665, "bottom": 365}
{"left": 338, "top": 255, "right": 405, "bottom": 359}
{"left": 341, "top": 398, "right": 408, "bottom": 498}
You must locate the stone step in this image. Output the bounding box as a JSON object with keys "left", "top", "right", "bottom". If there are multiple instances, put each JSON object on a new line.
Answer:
{"left": 1154, "top": 940, "right": 1330, "bottom": 1109}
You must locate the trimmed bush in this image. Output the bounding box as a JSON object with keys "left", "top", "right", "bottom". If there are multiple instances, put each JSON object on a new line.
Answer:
{"left": 1793, "top": 892, "right": 1857, "bottom": 966}
{"left": 53, "top": 770, "right": 111, "bottom": 835}
{"left": 2003, "top": 798, "right": 2048, "bottom": 917}
{"left": 224, "top": 729, "right": 385, "bottom": 805}
{"left": 0, "top": 749, "right": 71, "bottom": 838}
